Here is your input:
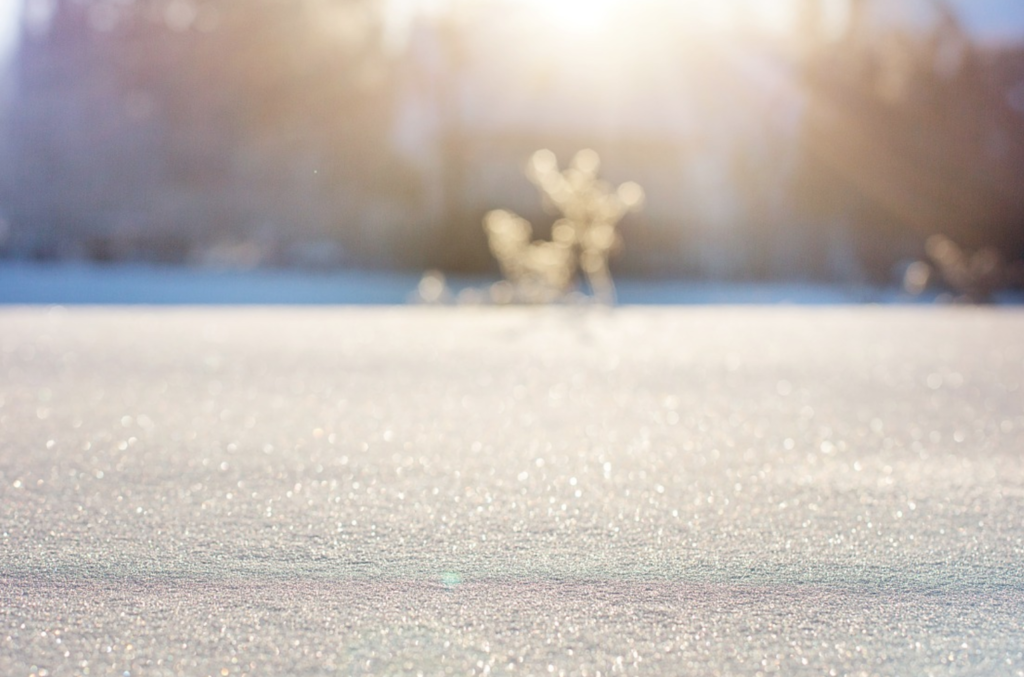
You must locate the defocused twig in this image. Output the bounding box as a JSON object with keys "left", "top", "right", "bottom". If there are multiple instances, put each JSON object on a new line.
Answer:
{"left": 904, "top": 234, "right": 1023, "bottom": 303}
{"left": 483, "top": 149, "right": 643, "bottom": 304}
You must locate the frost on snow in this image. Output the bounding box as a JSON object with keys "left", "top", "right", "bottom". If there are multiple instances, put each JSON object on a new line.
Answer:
{"left": 1, "top": 307, "right": 1023, "bottom": 676}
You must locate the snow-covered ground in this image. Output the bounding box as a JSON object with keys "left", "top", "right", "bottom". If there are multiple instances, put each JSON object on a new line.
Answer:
{"left": 1, "top": 306, "right": 1023, "bottom": 675}
{"left": 2, "top": 260, "right": 1011, "bottom": 305}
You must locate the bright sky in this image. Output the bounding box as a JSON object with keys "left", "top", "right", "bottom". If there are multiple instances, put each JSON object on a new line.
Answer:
{"left": 948, "top": 0, "right": 1024, "bottom": 44}
{"left": 1, "top": 0, "right": 1023, "bottom": 65}
{"left": 403, "top": 0, "right": 1024, "bottom": 43}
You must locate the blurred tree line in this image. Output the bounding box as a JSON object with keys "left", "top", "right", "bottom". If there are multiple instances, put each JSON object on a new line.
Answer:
{"left": 0, "top": 0, "right": 426, "bottom": 267}
{"left": 791, "top": 0, "right": 1024, "bottom": 280}
{"left": 0, "top": 0, "right": 1021, "bottom": 283}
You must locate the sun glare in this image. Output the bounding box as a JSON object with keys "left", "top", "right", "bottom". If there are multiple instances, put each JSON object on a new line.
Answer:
{"left": 526, "top": 0, "right": 623, "bottom": 36}
{"left": 438, "top": 0, "right": 803, "bottom": 39}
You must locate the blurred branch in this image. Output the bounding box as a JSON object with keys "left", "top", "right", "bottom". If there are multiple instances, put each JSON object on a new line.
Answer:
{"left": 904, "top": 234, "right": 1024, "bottom": 303}
{"left": 483, "top": 149, "right": 643, "bottom": 304}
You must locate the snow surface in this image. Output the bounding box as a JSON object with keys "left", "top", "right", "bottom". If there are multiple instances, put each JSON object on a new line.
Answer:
{"left": 2, "top": 306, "right": 1023, "bottom": 676}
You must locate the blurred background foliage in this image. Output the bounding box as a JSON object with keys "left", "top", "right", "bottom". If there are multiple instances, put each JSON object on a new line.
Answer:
{"left": 0, "top": 0, "right": 1021, "bottom": 285}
